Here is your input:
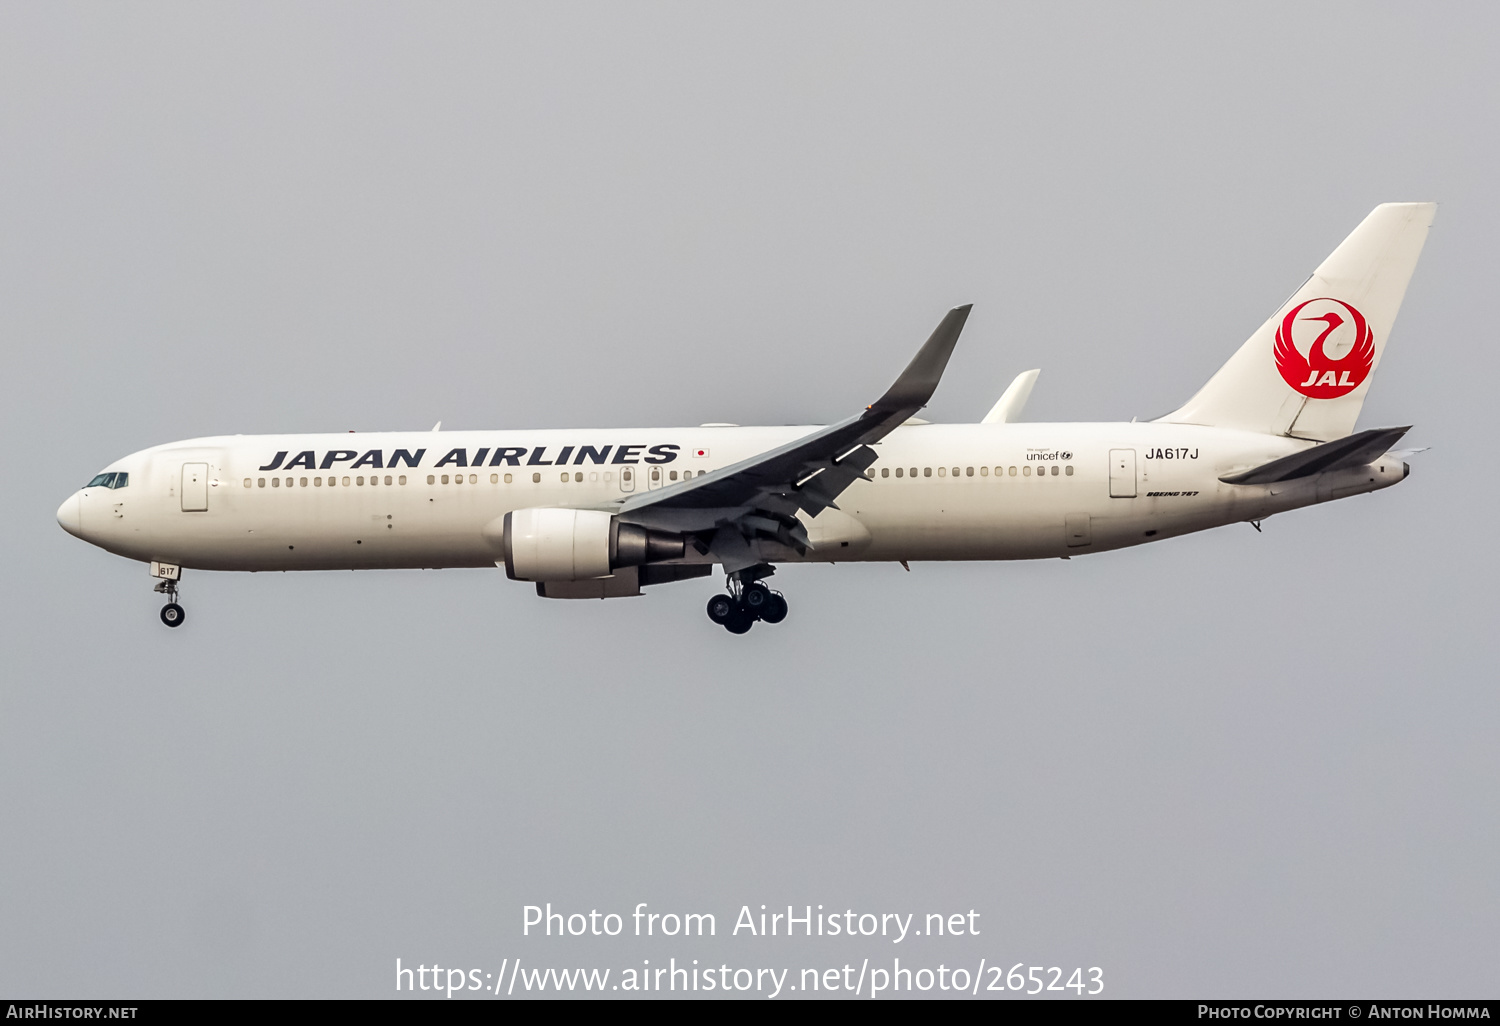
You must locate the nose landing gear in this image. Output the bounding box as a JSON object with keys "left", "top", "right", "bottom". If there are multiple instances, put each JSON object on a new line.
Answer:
{"left": 154, "top": 574, "right": 185, "bottom": 628}
{"left": 706, "top": 566, "right": 787, "bottom": 634}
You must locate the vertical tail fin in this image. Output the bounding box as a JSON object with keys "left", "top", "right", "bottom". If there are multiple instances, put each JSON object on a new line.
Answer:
{"left": 1159, "top": 202, "right": 1435, "bottom": 440}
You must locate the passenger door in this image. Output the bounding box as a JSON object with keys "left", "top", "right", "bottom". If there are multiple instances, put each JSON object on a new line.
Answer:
{"left": 181, "top": 463, "right": 209, "bottom": 511}
{"left": 1108, "top": 449, "right": 1137, "bottom": 498}
{"left": 618, "top": 466, "right": 636, "bottom": 492}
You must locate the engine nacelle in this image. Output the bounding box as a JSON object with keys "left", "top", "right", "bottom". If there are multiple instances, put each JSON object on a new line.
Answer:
{"left": 496, "top": 508, "right": 685, "bottom": 582}
{"left": 500, "top": 507, "right": 611, "bottom": 582}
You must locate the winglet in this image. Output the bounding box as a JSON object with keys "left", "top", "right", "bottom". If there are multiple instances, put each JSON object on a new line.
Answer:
{"left": 982, "top": 369, "right": 1040, "bottom": 424}
{"left": 870, "top": 305, "right": 972, "bottom": 415}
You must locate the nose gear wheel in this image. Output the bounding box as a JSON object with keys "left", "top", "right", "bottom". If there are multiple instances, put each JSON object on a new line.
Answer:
{"left": 154, "top": 576, "right": 186, "bottom": 628}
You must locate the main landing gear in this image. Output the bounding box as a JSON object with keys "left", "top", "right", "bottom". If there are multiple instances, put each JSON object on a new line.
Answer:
{"left": 155, "top": 577, "right": 185, "bottom": 628}
{"left": 706, "top": 566, "right": 787, "bottom": 634}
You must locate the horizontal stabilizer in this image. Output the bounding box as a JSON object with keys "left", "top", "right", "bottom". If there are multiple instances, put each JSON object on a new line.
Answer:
{"left": 1387, "top": 446, "right": 1430, "bottom": 460}
{"left": 981, "top": 369, "right": 1040, "bottom": 424}
{"left": 1219, "top": 426, "right": 1410, "bottom": 485}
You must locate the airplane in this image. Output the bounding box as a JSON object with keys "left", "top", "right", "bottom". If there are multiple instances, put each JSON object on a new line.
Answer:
{"left": 57, "top": 202, "right": 1434, "bottom": 634}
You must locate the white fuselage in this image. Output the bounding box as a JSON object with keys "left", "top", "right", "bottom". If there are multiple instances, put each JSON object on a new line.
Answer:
{"left": 57, "top": 422, "right": 1406, "bottom": 574}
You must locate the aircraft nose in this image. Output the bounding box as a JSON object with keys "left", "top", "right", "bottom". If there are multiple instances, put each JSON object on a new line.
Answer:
{"left": 56, "top": 492, "right": 83, "bottom": 538}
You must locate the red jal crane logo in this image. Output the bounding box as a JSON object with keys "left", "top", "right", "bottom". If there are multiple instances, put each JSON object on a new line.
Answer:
{"left": 1273, "top": 298, "right": 1374, "bottom": 399}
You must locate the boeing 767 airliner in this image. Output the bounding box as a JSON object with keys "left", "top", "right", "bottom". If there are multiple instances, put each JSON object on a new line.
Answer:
{"left": 58, "top": 203, "right": 1434, "bottom": 633}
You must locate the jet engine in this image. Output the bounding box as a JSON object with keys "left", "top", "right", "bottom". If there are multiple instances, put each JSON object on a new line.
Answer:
{"left": 495, "top": 507, "right": 685, "bottom": 582}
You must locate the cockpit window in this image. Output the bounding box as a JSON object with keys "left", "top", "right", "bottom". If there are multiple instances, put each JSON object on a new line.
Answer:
{"left": 84, "top": 472, "right": 128, "bottom": 489}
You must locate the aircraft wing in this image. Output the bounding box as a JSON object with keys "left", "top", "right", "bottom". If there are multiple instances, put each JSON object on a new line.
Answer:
{"left": 616, "top": 305, "right": 972, "bottom": 555}
{"left": 1218, "top": 425, "right": 1411, "bottom": 485}
{"left": 981, "top": 368, "right": 1040, "bottom": 424}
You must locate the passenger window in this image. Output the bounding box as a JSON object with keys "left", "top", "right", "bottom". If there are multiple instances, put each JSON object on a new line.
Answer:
{"left": 1065, "top": 465, "right": 1074, "bottom": 476}
{"left": 328, "top": 477, "right": 337, "bottom": 487}
{"left": 258, "top": 478, "right": 266, "bottom": 488}
{"left": 604, "top": 471, "right": 613, "bottom": 482}
{"left": 669, "top": 470, "right": 678, "bottom": 481}
{"left": 910, "top": 468, "right": 917, "bottom": 477}
{"left": 532, "top": 472, "right": 541, "bottom": 483}
{"left": 272, "top": 478, "right": 280, "bottom": 488}
{"left": 574, "top": 472, "right": 583, "bottom": 483}
{"left": 881, "top": 468, "right": 889, "bottom": 478}
{"left": 427, "top": 475, "right": 435, "bottom": 485}
{"left": 650, "top": 468, "right": 660, "bottom": 483}
{"left": 924, "top": 467, "right": 932, "bottom": 478}
{"left": 286, "top": 477, "right": 293, "bottom": 487}
{"left": 561, "top": 472, "right": 569, "bottom": 483}
{"left": 398, "top": 475, "right": 407, "bottom": 485}
{"left": 1009, "top": 466, "right": 1017, "bottom": 476}
{"left": 504, "top": 473, "right": 513, "bottom": 484}
{"left": 895, "top": 467, "right": 903, "bottom": 478}
{"left": 300, "top": 477, "right": 308, "bottom": 487}
{"left": 243, "top": 478, "right": 251, "bottom": 488}
{"left": 314, "top": 477, "right": 322, "bottom": 486}
{"left": 952, "top": 467, "right": 960, "bottom": 476}
{"left": 1023, "top": 466, "right": 1031, "bottom": 476}
{"left": 385, "top": 475, "right": 392, "bottom": 485}
{"left": 1051, "top": 465, "right": 1059, "bottom": 476}
{"left": 490, "top": 473, "right": 499, "bottom": 484}
{"left": 938, "top": 467, "right": 946, "bottom": 477}
{"left": 356, "top": 476, "right": 364, "bottom": 485}
{"left": 980, "top": 466, "right": 988, "bottom": 476}
{"left": 966, "top": 467, "right": 974, "bottom": 477}
{"left": 454, "top": 474, "right": 461, "bottom": 485}
{"left": 590, "top": 472, "right": 598, "bottom": 482}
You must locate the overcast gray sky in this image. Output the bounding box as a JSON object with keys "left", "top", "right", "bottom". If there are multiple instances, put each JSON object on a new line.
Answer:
{"left": 2, "top": 1, "right": 1497, "bottom": 999}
